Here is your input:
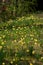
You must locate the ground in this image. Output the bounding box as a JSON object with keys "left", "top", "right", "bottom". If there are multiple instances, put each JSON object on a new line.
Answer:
{"left": 0, "top": 14, "right": 43, "bottom": 65}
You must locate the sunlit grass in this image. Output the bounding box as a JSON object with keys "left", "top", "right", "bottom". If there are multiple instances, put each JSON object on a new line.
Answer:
{"left": 0, "top": 16, "right": 43, "bottom": 65}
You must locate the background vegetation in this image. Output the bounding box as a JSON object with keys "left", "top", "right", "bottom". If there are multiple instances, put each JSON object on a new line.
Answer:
{"left": 0, "top": 0, "right": 38, "bottom": 21}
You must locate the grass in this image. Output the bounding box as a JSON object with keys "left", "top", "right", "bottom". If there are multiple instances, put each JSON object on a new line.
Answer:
{"left": 0, "top": 15, "right": 43, "bottom": 65}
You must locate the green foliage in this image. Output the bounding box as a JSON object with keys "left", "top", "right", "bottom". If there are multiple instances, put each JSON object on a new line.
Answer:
{"left": 0, "top": 0, "right": 38, "bottom": 22}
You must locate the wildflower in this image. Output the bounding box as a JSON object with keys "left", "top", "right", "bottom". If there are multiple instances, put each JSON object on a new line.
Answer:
{"left": 34, "top": 39, "right": 37, "bottom": 42}
{"left": 30, "top": 15, "right": 34, "bottom": 19}
{"left": 0, "top": 46, "right": 2, "bottom": 50}
{"left": 16, "top": 28, "right": 18, "bottom": 30}
{"left": 18, "top": 27, "right": 20, "bottom": 29}
{"left": 32, "top": 60, "right": 35, "bottom": 63}
{"left": 25, "top": 35, "right": 26, "bottom": 37}
{"left": 22, "top": 16, "right": 24, "bottom": 19}
{"left": 30, "top": 34, "right": 34, "bottom": 37}
{"left": 31, "top": 38, "right": 33, "bottom": 40}
{"left": 12, "top": 28, "right": 15, "bottom": 30}
{"left": 30, "top": 63, "right": 33, "bottom": 65}
{"left": 22, "top": 35, "right": 23, "bottom": 37}
{"left": 41, "top": 57, "right": 43, "bottom": 59}
{"left": 14, "top": 40, "right": 17, "bottom": 42}
{"left": 4, "top": 40, "right": 6, "bottom": 43}
{"left": 15, "top": 53, "right": 17, "bottom": 56}
{"left": 18, "top": 18, "right": 21, "bottom": 21}
{"left": 21, "top": 57, "right": 24, "bottom": 60}
{"left": 32, "top": 51, "right": 35, "bottom": 54}
{"left": 21, "top": 42, "right": 24, "bottom": 45}
{"left": 24, "top": 27, "right": 26, "bottom": 29}
{"left": 3, "top": 35, "right": 5, "bottom": 38}
{"left": 23, "top": 37, "right": 25, "bottom": 40}
{"left": 13, "top": 58, "right": 15, "bottom": 61}
{"left": 16, "top": 31, "right": 18, "bottom": 33}
{"left": 21, "top": 38, "right": 23, "bottom": 40}
{"left": 34, "top": 42, "right": 37, "bottom": 45}
{"left": 12, "top": 26, "right": 15, "bottom": 28}
{"left": 10, "top": 61, "right": 13, "bottom": 64}
{"left": 1, "top": 42, "right": 5, "bottom": 45}
{"left": 26, "top": 49, "right": 29, "bottom": 52}
{"left": 2, "top": 62, "right": 5, "bottom": 65}
{"left": 26, "top": 17, "right": 31, "bottom": 19}
{"left": 16, "top": 64, "right": 17, "bottom": 65}
{"left": 0, "top": 37, "right": 2, "bottom": 39}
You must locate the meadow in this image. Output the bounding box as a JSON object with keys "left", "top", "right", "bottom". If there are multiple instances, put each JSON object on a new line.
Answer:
{"left": 0, "top": 15, "right": 43, "bottom": 65}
